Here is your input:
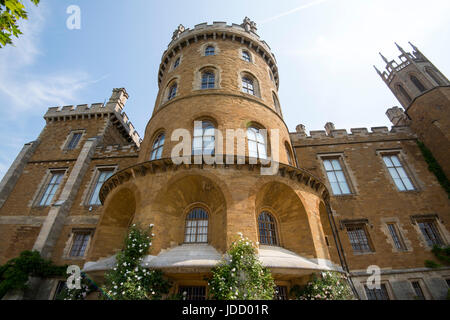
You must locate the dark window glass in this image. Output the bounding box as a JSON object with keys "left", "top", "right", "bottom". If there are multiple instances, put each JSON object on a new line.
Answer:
{"left": 192, "top": 121, "right": 215, "bottom": 155}
{"left": 411, "top": 281, "right": 425, "bottom": 300}
{"left": 150, "top": 133, "right": 165, "bottom": 160}
{"left": 387, "top": 223, "right": 406, "bottom": 250}
{"left": 242, "top": 77, "right": 255, "bottom": 95}
{"left": 323, "top": 158, "right": 351, "bottom": 195}
{"left": 274, "top": 286, "right": 288, "bottom": 300}
{"left": 179, "top": 286, "right": 206, "bottom": 300}
{"left": 39, "top": 171, "right": 64, "bottom": 206}
{"left": 258, "top": 211, "right": 278, "bottom": 245}
{"left": 242, "top": 50, "right": 251, "bottom": 62}
{"left": 397, "top": 84, "right": 412, "bottom": 102}
{"left": 185, "top": 208, "right": 208, "bottom": 243}
{"left": 346, "top": 224, "right": 372, "bottom": 253}
{"left": 382, "top": 155, "right": 415, "bottom": 191}
{"left": 89, "top": 169, "right": 114, "bottom": 205}
{"left": 417, "top": 220, "right": 444, "bottom": 247}
{"left": 247, "top": 127, "right": 267, "bottom": 159}
{"left": 173, "top": 57, "right": 180, "bottom": 69}
{"left": 168, "top": 83, "right": 177, "bottom": 100}
{"left": 205, "top": 46, "right": 215, "bottom": 56}
{"left": 410, "top": 75, "right": 426, "bottom": 92}
{"left": 201, "top": 72, "right": 215, "bottom": 89}
{"left": 69, "top": 232, "right": 91, "bottom": 257}
{"left": 53, "top": 281, "right": 67, "bottom": 300}
{"left": 365, "top": 284, "right": 390, "bottom": 300}
{"left": 67, "top": 132, "right": 82, "bottom": 150}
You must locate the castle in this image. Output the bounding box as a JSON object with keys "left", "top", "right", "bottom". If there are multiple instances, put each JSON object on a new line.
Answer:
{"left": 0, "top": 18, "right": 449, "bottom": 300}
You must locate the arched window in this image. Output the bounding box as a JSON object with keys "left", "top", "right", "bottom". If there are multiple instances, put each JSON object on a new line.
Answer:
{"left": 205, "top": 46, "right": 215, "bottom": 56}
{"left": 242, "top": 50, "right": 251, "bottom": 62}
{"left": 242, "top": 77, "right": 255, "bottom": 95}
{"left": 173, "top": 57, "right": 180, "bottom": 69}
{"left": 396, "top": 84, "right": 412, "bottom": 103}
{"left": 168, "top": 83, "right": 177, "bottom": 100}
{"left": 285, "top": 143, "right": 293, "bottom": 165}
{"left": 150, "top": 133, "right": 165, "bottom": 160}
{"left": 272, "top": 92, "right": 281, "bottom": 114}
{"left": 258, "top": 211, "right": 278, "bottom": 245}
{"left": 426, "top": 68, "right": 444, "bottom": 86}
{"left": 247, "top": 126, "right": 267, "bottom": 159}
{"left": 185, "top": 207, "right": 209, "bottom": 243}
{"left": 410, "top": 75, "right": 426, "bottom": 92}
{"left": 193, "top": 121, "right": 215, "bottom": 155}
{"left": 201, "top": 71, "right": 215, "bottom": 89}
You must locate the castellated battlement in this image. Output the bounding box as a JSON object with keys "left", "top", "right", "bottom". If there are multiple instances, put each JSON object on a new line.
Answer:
{"left": 159, "top": 17, "right": 279, "bottom": 88}
{"left": 43, "top": 88, "right": 142, "bottom": 147}
{"left": 290, "top": 125, "right": 415, "bottom": 145}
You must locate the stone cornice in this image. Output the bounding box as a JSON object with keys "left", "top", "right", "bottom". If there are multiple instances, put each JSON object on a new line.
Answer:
{"left": 99, "top": 156, "right": 330, "bottom": 204}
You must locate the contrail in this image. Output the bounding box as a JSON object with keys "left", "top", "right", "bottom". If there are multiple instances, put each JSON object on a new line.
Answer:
{"left": 260, "top": 0, "right": 331, "bottom": 24}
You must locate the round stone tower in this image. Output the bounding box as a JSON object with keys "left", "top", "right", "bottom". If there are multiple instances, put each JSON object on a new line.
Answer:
{"left": 86, "top": 18, "right": 342, "bottom": 297}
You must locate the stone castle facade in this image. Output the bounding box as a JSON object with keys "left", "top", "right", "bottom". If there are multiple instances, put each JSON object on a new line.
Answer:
{"left": 0, "top": 18, "right": 449, "bottom": 300}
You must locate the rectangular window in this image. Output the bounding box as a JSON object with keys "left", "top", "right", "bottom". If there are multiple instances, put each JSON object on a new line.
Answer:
{"left": 274, "top": 286, "right": 288, "bottom": 300}
{"left": 364, "top": 284, "right": 390, "bottom": 300}
{"left": 38, "top": 171, "right": 64, "bottom": 206}
{"left": 387, "top": 223, "right": 406, "bottom": 250}
{"left": 88, "top": 169, "right": 114, "bottom": 205}
{"left": 69, "top": 231, "right": 91, "bottom": 257}
{"left": 323, "top": 158, "right": 351, "bottom": 195}
{"left": 382, "top": 155, "right": 414, "bottom": 191}
{"left": 411, "top": 281, "right": 425, "bottom": 300}
{"left": 417, "top": 220, "right": 444, "bottom": 247}
{"left": 178, "top": 286, "right": 206, "bottom": 300}
{"left": 346, "top": 224, "right": 372, "bottom": 253}
{"left": 66, "top": 132, "right": 82, "bottom": 150}
{"left": 53, "top": 281, "right": 67, "bottom": 300}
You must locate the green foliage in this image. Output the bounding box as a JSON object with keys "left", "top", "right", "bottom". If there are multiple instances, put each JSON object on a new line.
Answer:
{"left": 424, "top": 260, "right": 441, "bottom": 269}
{"left": 0, "top": 0, "right": 40, "bottom": 47}
{"left": 290, "top": 271, "right": 355, "bottom": 300}
{"left": 101, "top": 224, "right": 171, "bottom": 300}
{"left": 207, "top": 233, "right": 275, "bottom": 300}
{"left": 0, "top": 250, "right": 66, "bottom": 299}
{"left": 431, "top": 245, "right": 450, "bottom": 265}
{"left": 417, "top": 140, "right": 450, "bottom": 198}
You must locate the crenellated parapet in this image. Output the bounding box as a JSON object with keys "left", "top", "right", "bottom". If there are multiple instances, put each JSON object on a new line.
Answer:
{"left": 158, "top": 18, "right": 279, "bottom": 89}
{"left": 43, "top": 88, "right": 142, "bottom": 147}
{"left": 290, "top": 124, "right": 416, "bottom": 146}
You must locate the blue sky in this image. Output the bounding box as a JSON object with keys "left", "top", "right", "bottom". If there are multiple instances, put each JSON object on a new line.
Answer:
{"left": 1, "top": 0, "right": 449, "bottom": 179}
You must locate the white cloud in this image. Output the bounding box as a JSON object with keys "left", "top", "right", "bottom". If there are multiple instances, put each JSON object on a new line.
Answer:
{"left": 0, "top": 3, "right": 104, "bottom": 180}
{"left": 0, "top": 3, "right": 103, "bottom": 117}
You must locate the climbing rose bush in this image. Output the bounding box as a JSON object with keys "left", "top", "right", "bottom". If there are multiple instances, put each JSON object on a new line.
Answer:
{"left": 208, "top": 233, "right": 275, "bottom": 300}
{"left": 101, "top": 224, "right": 171, "bottom": 300}
{"left": 291, "top": 271, "right": 355, "bottom": 300}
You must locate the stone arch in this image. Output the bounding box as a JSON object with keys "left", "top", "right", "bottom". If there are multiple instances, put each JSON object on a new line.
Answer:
{"left": 254, "top": 181, "right": 316, "bottom": 258}
{"left": 87, "top": 183, "right": 140, "bottom": 260}
{"left": 146, "top": 172, "right": 228, "bottom": 252}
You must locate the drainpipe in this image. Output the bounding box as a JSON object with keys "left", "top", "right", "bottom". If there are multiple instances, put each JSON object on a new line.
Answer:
{"left": 324, "top": 199, "right": 360, "bottom": 299}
